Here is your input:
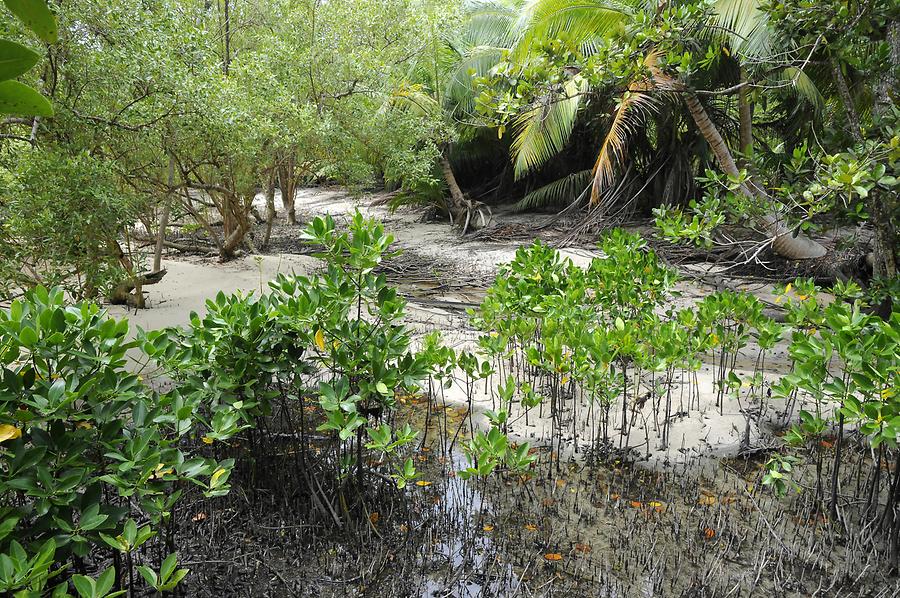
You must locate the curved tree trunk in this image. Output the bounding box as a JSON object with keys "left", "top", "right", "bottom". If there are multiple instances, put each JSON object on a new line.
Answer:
{"left": 683, "top": 92, "right": 827, "bottom": 260}
{"left": 438, "top": 149, "right": 492, "bottom": 233}
{"left": 439, "top": 151, "right": 467, "bottom": 215}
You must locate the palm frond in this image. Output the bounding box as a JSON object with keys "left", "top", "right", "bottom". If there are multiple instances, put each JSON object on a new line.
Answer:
{"left": 445, "top": 46, "right": 507, "bottom": 118}
{"left": 462, "top": 0, "right": 526, "bottom": 48}
{"left": 515, "top": 0, "right": 635, "bottom": 57}
{"left": 514, "top": 169, "right": 591, "bottom": 211}
{"left": 383, "top": 83, "right": 441, "bottom": 117}
{"left": 590, "top": 88, "right": 656, "bottom": 202}
{"left": 510, "top": 78, "right": 586, "bottom": 178}
{"left": 767, "top": 66, "right": 825, "bottom": 112}
{"left": 707, "top": 0, "right": 772, "bottom": 60}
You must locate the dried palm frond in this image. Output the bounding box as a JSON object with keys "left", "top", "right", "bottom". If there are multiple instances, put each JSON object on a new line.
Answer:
{"left": 589, "top": 52, "right": 671, "bottom": 203}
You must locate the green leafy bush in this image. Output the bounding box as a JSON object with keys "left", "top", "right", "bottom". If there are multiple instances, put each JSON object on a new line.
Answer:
{"left": 0, "top": 287, "right": 229, "bottom": 595}
{"left": 145, "top": 212, "right": 434, "bottom": 495}
{"left": 0, "top": 151, "right": 144, "bottom": 300}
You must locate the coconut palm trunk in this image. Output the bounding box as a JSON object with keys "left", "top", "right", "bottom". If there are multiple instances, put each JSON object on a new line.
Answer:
{"left": 738, "top": 70, "right": 753, "bottom": 157}
{"left": 682, "top": 91, "right": 827, "bottom": 260}
{"left": 439, "top": 151, "right": 468, "bottom": 218}
{"left": 438, "top": 149, "right": 492, "bottom": 233}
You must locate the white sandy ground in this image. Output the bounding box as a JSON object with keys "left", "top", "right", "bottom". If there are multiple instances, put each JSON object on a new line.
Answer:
{"left": 109, "top": 187, "right": 819, "bottom": 469}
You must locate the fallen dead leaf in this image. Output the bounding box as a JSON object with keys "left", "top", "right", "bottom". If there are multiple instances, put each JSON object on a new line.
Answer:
{"left": 544, "top": 553, "right": 563, "bottom": 561}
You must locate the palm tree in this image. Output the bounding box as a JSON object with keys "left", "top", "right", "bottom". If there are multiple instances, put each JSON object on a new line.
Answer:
{"left": 382, "top": 14, "right": 500, "bottom": 233}
{"left": 476, "top": 0, "right": 827, "bottom": 259}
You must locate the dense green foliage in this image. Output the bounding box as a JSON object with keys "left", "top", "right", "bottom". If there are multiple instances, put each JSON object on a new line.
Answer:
{"left": 1, "top": 0, "right": 459, "bottom": 295}
{"left": 458, "top": 0, "right": 897, "bottom": 269}
{"left": 0, "top": 151, "right": 143, "bottom": 297}
{"left": 1, "top": 0, "right": 897, "bottom": 292}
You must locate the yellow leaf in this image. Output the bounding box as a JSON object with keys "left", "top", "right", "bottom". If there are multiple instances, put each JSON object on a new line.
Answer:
{"left": 210, "top": 468, "right": 227, "bottom": 486}
{"left": 415, "top": 480, "right": 432, "bottom": 487}
{"left": 314, "top": 329, "right": 325, "bottom": 351}
{"left": 722, "top": 46, "right": 730, "bottom": 56}
{"left": 524, "top": 523, "right": 538, "bottom": 531}
{"left": 201, "top": 436, "right": 214, "bottom": 445}
{"left": 482, "top": 524, "right": 494, "bottom": 532}
{"left": 0, "top": 424, "right": 22, "bottom": 443}
{"left": 560, "top": 376, "right": 570, "bottom": 385}
{"left": 497, "top": 125, "right": 505, "bottom": 139}
{"left": 698, "top": 494, "right": 716, "bottom": 506}
{"left": 785, "top": 283, "right": 793, "bottom": 294}
{"left": 152, "top": 463, "right": 174, "bottom": 478}
{"left": 75, "top": 421, "right": 93, "bottom": 430}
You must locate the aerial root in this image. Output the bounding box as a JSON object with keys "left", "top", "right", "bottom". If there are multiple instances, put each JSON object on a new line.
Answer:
{"left": 451, "top": 198, "right": 493, "bottom": 235}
